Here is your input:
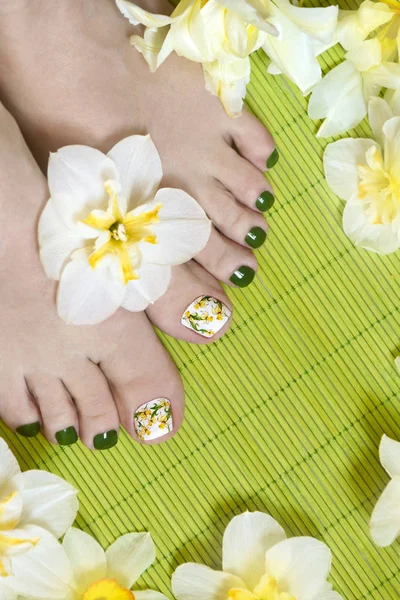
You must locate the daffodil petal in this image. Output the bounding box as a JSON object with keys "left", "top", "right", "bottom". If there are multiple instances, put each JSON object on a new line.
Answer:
{"left": 203, "top": 58, "right": 250, "bottom": 117}
{"left": 274, "top": 0, "right": 338, "bottom": 46}
{"left": 107, "top": 135, "right": 163, "bottom": 209}
{"left": 370, "top": 477, "right": 400, "bottom": 546}
{"left": 0, "top": 580, "right": 17, "bottom": 600}
{"left": 0, "top": 486, "right": 23, "bottom": 530}
{"left": 122, "top": 263, "right": 171, "bottom": 310}
{"left": 346, "top": 38, "right": 381, "bottom": 72}
{"left": 382, "top": 115, "right": 400, "bottom": 178}
{"left": 131, "top": 28, "right": 173, "bottom": 72}
{"left": 343, "top": 198, "right": 400, "bottom": 254}
{"left": 368, "top": 97, "right": 393, "bottom": 148}
{"left": 337, "top": 1, "right": 393, "bottom": 51}
{"left": 170, "top": 0, "right": 210, "bottom": 63}
{"left": 265, "top": 537, "right": 332, "bottom": 599}
{"left": 323, "top": 138, "right": 378, "bottom": 201}
{"left": 379, "top": 434, "right": 400, "bottom": 477}
{"left": 6, "top": 526, "right": 72, "bottom": 599}
{"left": 367, "top": 61, "right": 400, "bottom": 90}
{"left": 106, "top": 533, "right": 156, "bottom": 589}
{"left": 222, "top": 511, "right": 286, "bottom": 590}
{"left": 134, "top": 591, "right": 170, "bottom": 600}
{"left": 0, "top": 439, "right": 20, "bottom": 487}
{"left": 385, "top": 87, "right": 400, "bottom": 116}
{"left": 172, "top": 564, "right": 246, "bottom": 600}
{"left": 48, "top": 146, "right": 118, "bottom": 228}
{"left": 216, "top": 0, "right": 277, "bottom": 35}
{"left": 309, "top": 60, "right": 366, "bottom": 138}
{"left": 116, "top": 0, "right": 173, "bottom": 27}
{"left": 57, "top": 248, "right": 126, "bottom": 325}
{"left": 14, "top": 471, "right": 78, "bottom": 539}
{"left": 63, "top": 527, "right": 107, "bottom": 594}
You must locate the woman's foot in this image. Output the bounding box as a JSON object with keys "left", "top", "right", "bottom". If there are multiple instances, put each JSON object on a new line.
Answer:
{"left": 0, "top": 103, "right": 231, "bottom": 449}
{"left": 0, "top": 0, "right": 276, "bottom": 294}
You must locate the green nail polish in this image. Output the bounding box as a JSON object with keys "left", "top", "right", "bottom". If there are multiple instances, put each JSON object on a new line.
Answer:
{"left": 256, "top": 191, "right": 275, "bottom": 212}
{"left": 56, "top": 427, "right": 78, "bottom": 446}
{"left": 16, "top": 422, "right": 41, "bottom": 438}
{"left": 245, "top": 227, "right": 267, "bottom": 249}
{"left": 93, "top": 430, "right": 118, "bottom": 450}
{"left": 230, "top": 266, "right": 255, "bottom": 288}
{"left": 266, "top": 148, "right": 279, "bottom": 169}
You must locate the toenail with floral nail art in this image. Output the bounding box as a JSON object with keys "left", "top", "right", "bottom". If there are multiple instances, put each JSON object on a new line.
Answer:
{"left": 181, "top": 296, "right": 231, "bottom": 338}
{"left": 134, "top": 399, "right": 173, "bottom": 442}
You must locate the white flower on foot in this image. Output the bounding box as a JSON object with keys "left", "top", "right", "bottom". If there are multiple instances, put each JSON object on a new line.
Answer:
{"left": 0, "top": 439, "right": 78, "bottom": 600}
{"left": 370, "top": 434, "right": 400, "bottom": 547}
{"left": 116, "top": 0, "right": 337, "bottom": 116}
{"left": 39, "top": 134, "right": 211, "bottom": 325}
{"left": 324, "top": 96, "right": 400, "bottom": 253}
{"left": 172, "top": 511, "right": 342, "bottom": 600}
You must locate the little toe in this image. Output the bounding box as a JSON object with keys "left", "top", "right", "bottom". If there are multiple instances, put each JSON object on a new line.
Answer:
{"left": 230, "top": 110, "right": 278, "bottom": 172}
{"left": 195, "top": 227, "right": 258, "bottom": 288}
{"left": 26, "top": 375, "right": 79, "bottom": 446}
{"left": 63, "top": 360, "right": 120, "bottom": 451}
{"left": 0, "top": 377, "right": 41, "bottom": 438}
{"left": 146, "top": 263, "right": 232, "bottom": 344}
{"left": 100, "top": 314, "right": 184, "bottom": 444}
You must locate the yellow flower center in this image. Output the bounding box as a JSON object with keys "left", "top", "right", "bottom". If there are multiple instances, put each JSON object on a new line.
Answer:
{"left": 228, "top": 574, "right": 295, "bottom": 600}
{"left": 82, "top": 578, "right": 135, "bottom": 600}
{"left": 82, "top": 183, "right": 161, "bottom": 285}
{"left": 358, "top": 146, "right": 400, "bottom": 225}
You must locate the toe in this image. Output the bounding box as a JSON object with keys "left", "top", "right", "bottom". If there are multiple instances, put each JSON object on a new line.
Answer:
{"left": 195, "top": 227, "right": 258, "bottom": 288}
{"left": 0, "top": 377, "right": 41, "bottom": 438}
{"left": 100, "top": 314, "right": 184, "bottom": 444}
{"left": 27, "top": 375, "right": 79, "bottom": 446}
{"left": 217, "top": 148, "right": 276, "bottom": 215}
{"left": 146, "top": 263, "right": 232, "bottom": 344}
{"left": 230, "top": 110, "right": 277, "bottom": 172}
{"left": 64, "top": 360, "right": 120, "bottom": 451}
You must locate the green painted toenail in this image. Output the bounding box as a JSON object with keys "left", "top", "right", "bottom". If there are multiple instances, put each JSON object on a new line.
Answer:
{"left": 16, "top": 422, "right": 41, "bottom": 438}
{"left": 245, "top": 227, "right": 267, "bottom": 249}
{"left": 56, "top": 427, "right": 78, "bottom": 446}
{"left": 266, "top": 148, "right": 279, "bottom": 169}
{"left": 93, "top": 430, "right": 118, "bottom": 450}
{"left": 230, "top": 266, "right": 255, "bottom": 288}
{"left": 256, "top": 191, "right": 275, "bottom": 212}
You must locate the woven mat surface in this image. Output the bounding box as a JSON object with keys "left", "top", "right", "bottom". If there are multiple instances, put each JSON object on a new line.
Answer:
{"left": 2, "top": 3, "right": 400, "bottom": 597}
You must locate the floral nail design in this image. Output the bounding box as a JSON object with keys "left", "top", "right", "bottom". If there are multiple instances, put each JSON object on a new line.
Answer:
{"left": 134, "top": 399, "right": 172, "bottom": 442}
{"left": 181, "top": 296, "right": 231, "bottom": 338}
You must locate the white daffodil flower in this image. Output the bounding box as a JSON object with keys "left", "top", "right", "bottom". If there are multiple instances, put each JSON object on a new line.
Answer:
{"left": 116, "top": 0, "right": 338, "bottom": 116}
{"left": 0, "top": 439, "right": 78, "bottom": 600}
{"left": 172, "top": 511, "right": 342, "bottom": 600}
{"left": 309, "top": 37, "right": 400, "bottom": 137}
{"left": 23, "top": 527, "right": 169, "bottom": 600}
{"left": 38, "top": 134, "right": 211, "bottom": 325}
{"left": 324, "top": 95, "right": 400, "bottom": 254}
{"left": 370, "top": 434, "right": 400, "bottom": 547}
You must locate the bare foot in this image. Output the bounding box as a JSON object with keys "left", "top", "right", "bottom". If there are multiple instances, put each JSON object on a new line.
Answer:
{"left": 0, "top": 0, "right": 277, "bottom": 302}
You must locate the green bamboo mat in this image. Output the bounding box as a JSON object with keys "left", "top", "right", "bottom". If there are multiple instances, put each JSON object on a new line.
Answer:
{"left": 2, "top": 2, "right": 400, "bottom": 597}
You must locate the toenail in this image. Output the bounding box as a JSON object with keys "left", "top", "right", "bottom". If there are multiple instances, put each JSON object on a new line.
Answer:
{"left": 230, "top": 266, "right": 255, "bottom": 288}
{"left": 256, "top": 191, "right": 275, "bottom": 212}
{"left": 181, "top": 296, "right": 231, "bottom": 338}
{"left": 245, "top": 227, "right": 267, "bottom": 249}
{"left": 56, "top": 427, "right": 78, "bottom": 446}
{"left": 134, "top": 399, "right": 172, "bottom": 442}
{"left": 266, "top": 148, "right": 279, "bottom": 169}
{"left": 16, "top": 422, "right": 41, "bottom": 438}
{"left": 93, "top": 430, "right": 118, "bottom": 450}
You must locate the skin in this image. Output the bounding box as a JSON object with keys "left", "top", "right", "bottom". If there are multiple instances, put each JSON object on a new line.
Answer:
{"left": 0, "top": 0, "right": 275, "bottom": 449}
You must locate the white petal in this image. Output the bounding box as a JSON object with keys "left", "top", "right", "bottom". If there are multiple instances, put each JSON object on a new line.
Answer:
{"left": 134, "top": 591, "right": 170, "bottom": 600}
{"left": 57, "top": 248, "right": 126, "bottom": 325}
{"left": 337, "top": 1, "right": 393, "bottom": 51}
{"left": 308, "top": 61, "right": 366, "bottom": 138}
{"left": 204, "top": 58, "right": 250, "bottom": 117}
{"left": 216, "top": 0, "right": 278, "bottom": 35}
{"left": 107, "top": 135, "right": 163, "bottom": 209}
{"left": 136, "top": 190, "right": 211, "bottom": 265}
{"left": 116, "top": 0, "right": 173, "bottom": 27}
{"left": 368, "top": 97, "right": 393, "bottom": 147}
{"left": 0, "top": 486, "right": 23, "bottom": 530}
{"left": 358, "top": 1, "right": 393, "bottom": 33}
{"left": 106, "top": 533, "right": 156, "bottom": 589}
{"left": 346, "top": 38, "right": 381, "bottom": 72}
{"left": 172, "top": 564, "right": 246, "bottom": 600}
{"left": 48, "top": 146, "right": 117, "bottom": 228}
{"left": 122, "top": 264, "right": 171, "bottom": 310}
{"left": 222, "top": 512, "right": 286, "bottom": 590}
{"left": 343, "top": 198, "right": 400, "bottom": 254}
{"left": 0, "top": 438, "right": 20, "bottom": 487}
{"left": 385, "top": 87, "right": 400, "bottom": 117}
{"left": 169, "top": 0, "right": 211, "bottom": 63}
{"left": 131, "top": 28, "right": 173, "bottom": 73}
{"left": 264, "top": 537, "right": 332, "bottom": 598}
{"left": 323, "top": 138, "right": 377, "bottom": 201}
{"left": 367, "top": 61, "right": 400, "bottom": 90}
{"left": 63, "top": 527, "right": 107, "bottom": 594}
{"left": 15, "top": 470, "right": 78, "bottom": 539}
{"left": 370, "top": 477, "right": 400, "bottom": 546}
{"left": 0, "top": 581, "right": 17, "bottom": 600}
{"left": 274, "top": 0, "right": 338, "bottom": 46}
{"left": 7, "top": 526, "right": 72, "bottom": 599}
{"left": 383, "top": 115, "right": 400, "bottom": 178}
{"left": 379, "top": 434, "right": 400, "bottom": 477}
